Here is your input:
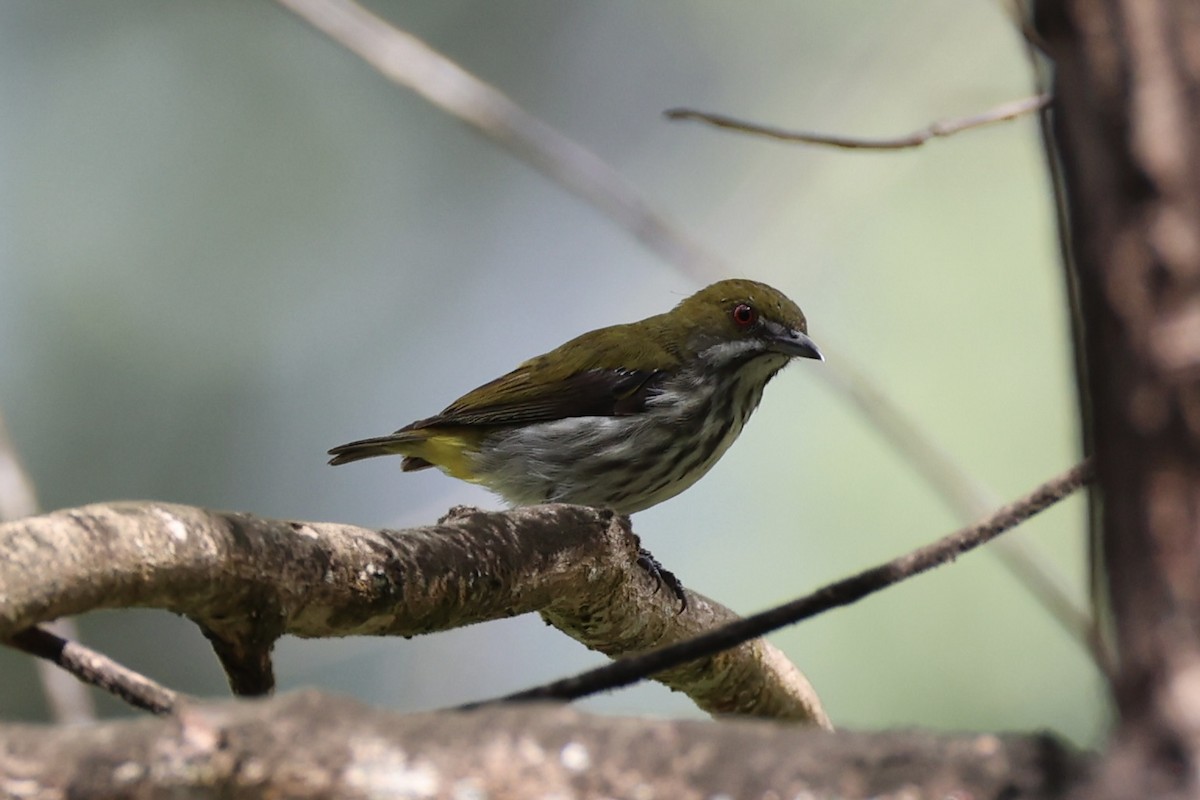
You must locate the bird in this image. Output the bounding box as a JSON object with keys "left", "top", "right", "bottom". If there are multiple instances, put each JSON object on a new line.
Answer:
{"left": 328, "top": 278, "right": 822, "bottom": 515}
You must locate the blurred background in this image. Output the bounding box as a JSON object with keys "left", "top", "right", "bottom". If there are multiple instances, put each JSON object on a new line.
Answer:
{"left": 0, "top": 1, "right": 1100, "bottom": 742}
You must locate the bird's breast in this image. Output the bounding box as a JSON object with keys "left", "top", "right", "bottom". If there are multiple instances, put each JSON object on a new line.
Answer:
{"left": 467, "top": 357, "right": 785, "bottom": 513}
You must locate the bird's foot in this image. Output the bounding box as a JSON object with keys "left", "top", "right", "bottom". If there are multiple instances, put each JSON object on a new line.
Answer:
{"left": 636, "top": 548, "right": 687, "bottom": 612}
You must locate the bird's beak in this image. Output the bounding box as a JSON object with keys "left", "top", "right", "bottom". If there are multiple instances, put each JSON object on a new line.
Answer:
{"left": 768, "top": 327, "right": 824, "bottom": 361}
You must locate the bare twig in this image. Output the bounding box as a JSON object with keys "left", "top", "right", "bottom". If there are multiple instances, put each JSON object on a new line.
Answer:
{"left": 0, "top": 502, "right": 826, "bottom": 723}
{"left": 665, "top": 94, "right": 1051, "bottom": 150}
{"left": 7, "top": 627, "right": 179, "bottom": 715}
{"left": 22, "top": 621, "right": 100, "bottom": 724}
{"left": 494, "top": 460, "right": 1092, "bottom": 704}
{"left": 823, "top": 354, "right": 1106, "bottom": 670}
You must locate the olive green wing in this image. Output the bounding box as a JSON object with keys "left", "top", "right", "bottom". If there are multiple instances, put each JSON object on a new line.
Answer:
{"left": 405, "top": 367, "right": 660, "bottom": 430}
{"left": 328, "top": 319, "right": 679, "bottom": 470}
{"left": 405, "top": 320, "right": 680, "bottom": 430}
{"left": 329, "top": 366, "right": 657, "bottom": 469}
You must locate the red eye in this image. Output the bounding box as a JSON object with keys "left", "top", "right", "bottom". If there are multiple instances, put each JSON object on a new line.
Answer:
{"left": 731, "top": 303, "right": 757, "bottom": 328}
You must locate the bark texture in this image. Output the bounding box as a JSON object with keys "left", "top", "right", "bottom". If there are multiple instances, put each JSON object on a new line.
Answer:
{"left": 0, "top": 501, "right": 826, "bottom": 724}
{"left": 0, "top": 690, "right": 1087, "bottom": 800}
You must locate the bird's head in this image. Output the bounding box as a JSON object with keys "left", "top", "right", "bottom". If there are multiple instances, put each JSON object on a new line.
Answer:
{"left": 667, "top": 278, "right": 823, "bottom": 367}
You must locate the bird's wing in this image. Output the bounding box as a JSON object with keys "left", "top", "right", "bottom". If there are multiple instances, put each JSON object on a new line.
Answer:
{"left": 404, "top": 367, "right": 664, "bottom": 430}
{"left": 400, "top": 319, "right": 682, "bottom": 431}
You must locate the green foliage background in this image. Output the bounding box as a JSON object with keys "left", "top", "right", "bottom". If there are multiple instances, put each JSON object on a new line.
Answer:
{"left": 0, "top": 1, "right": 1100, "bottom": 741}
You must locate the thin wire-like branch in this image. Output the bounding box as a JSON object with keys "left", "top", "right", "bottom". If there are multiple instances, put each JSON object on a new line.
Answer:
{"left": 822, "top": 354, "right": 1105, "bottom": 670}
{"left": 7, "top": 627, "right": 179, "bottom": 715}
{"left": 23, "top": 620, "right": 100, "bottom": 723}
{"left": 665, "top": 94, "right": 1052, "bottom": 150}
{"left": 491, "top": 460, "right": 1092, "bottom": 705}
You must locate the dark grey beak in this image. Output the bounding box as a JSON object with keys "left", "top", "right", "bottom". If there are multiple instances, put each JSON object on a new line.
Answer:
{"left": 769, "top": 328, "right": 824, "bottom": 361}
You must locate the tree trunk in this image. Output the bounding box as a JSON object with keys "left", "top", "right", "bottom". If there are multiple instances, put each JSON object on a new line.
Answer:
{"left": 1035, "top": 1, "right": 1200, "bottom": 795}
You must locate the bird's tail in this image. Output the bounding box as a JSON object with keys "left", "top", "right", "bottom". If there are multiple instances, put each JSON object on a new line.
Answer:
{"left": 328, "top": 429, "right": 478, "bottom": 479}
{"left": 327, "top": 432, "right": 424, "bottom": 467}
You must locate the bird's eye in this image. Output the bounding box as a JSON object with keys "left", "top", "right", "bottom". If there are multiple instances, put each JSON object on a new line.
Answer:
{"left": 731, "top": 303, "right": 757, "bottom": 328}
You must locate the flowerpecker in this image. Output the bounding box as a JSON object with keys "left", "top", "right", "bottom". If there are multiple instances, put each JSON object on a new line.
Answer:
{"left": 328, "top": 278, "right": 822, "bottom": 514}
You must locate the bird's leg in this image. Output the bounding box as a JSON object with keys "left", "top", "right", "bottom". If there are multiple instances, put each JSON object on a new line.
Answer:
{"left": 636, "top": 547, "right": 687, "bottom": 611}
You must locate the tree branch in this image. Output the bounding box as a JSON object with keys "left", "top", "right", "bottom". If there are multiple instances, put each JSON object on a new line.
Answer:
{"left": 0, "top": 502, "right": 826, "bottom": 724}
{"left": 0, "top": 689, "right": 1088, "bottom": 798}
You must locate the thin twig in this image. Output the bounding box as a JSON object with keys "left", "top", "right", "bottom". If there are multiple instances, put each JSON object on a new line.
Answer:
{"left": 665, "top": 94, "right": 1051, "bottom": 150}
{"left": 7, "top": 627, "right": 179, "bottom": 715}
{"left": 490, "top": 460, "right": 1092, "bottom": 705}
{"left": 822, "top": 353, "right": 1105, "bottom": 669}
